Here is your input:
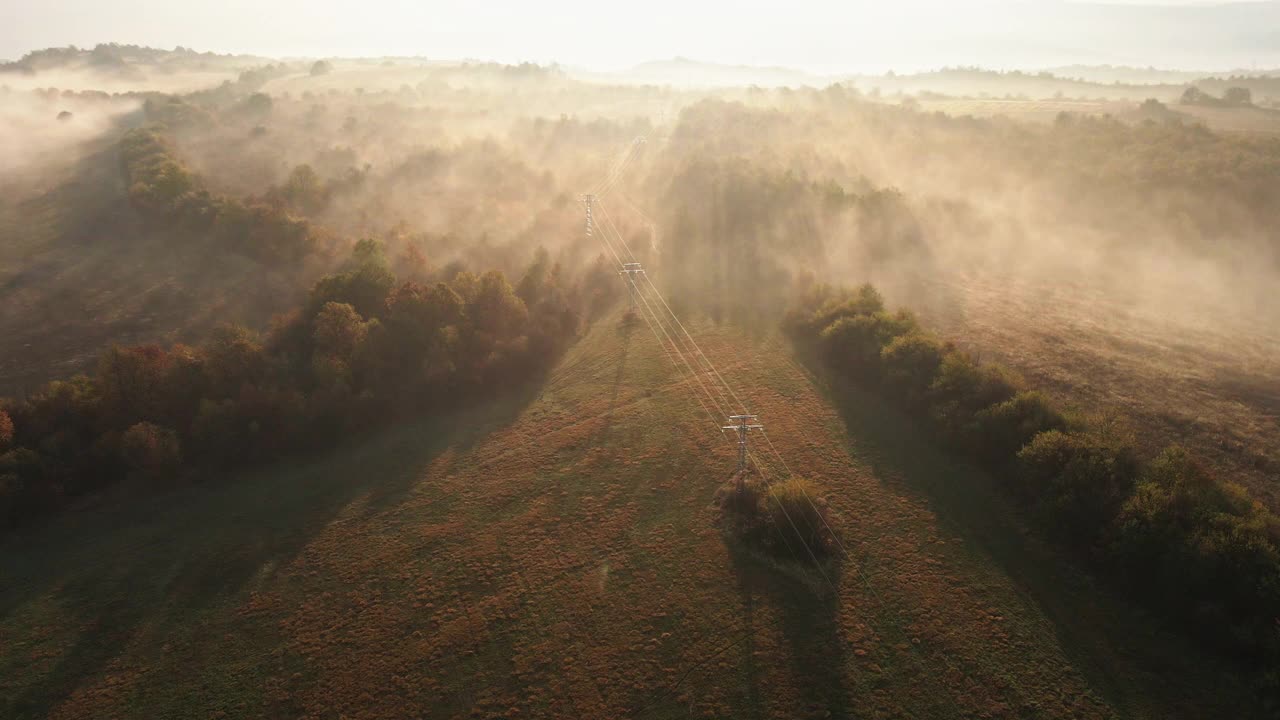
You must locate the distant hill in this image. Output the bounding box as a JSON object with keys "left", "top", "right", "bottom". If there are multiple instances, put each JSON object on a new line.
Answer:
{"left": 574, "top": 57, "right": 830, "bottom": 88}
{"left": 0, "top": 43, "right": 270, "bottom": 81}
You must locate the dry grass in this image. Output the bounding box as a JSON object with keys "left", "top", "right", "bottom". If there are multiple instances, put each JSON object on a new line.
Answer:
{"left": 905, "top": 268, "right": 1280, "bottom": 512}
{"left": 0, "top": 309, "right": 1255, "bottom": 718}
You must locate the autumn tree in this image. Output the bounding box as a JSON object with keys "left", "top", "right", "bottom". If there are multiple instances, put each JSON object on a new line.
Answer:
{"left": 97, "top": 345, "right": 170, "bottom": 429}
{"left": 0, "top": 410, "right": 12, "bottom": 450}
{"left": 120, "top": 421, "right": 183, "bottom": 483}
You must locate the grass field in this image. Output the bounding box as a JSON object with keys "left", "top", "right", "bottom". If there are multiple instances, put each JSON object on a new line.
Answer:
{"left": 0, "top": 309, "right": 1256, "bottom": 718}
{"left": 905, "top": 269, "right": 1280, "bottom": 513}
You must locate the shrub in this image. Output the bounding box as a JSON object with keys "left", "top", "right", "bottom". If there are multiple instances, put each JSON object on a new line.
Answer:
{"left": 880, "top": 332, "right": 946, "bottom": 409}
{"left": 969, "top": 391, "right": 1066, "bottom": 468}
{"left": 1111, "top": 447, "right": 1280, "bottom": 655}
{"left": 760, "top": 477, "right": 833, "bottom": 554}
{"left": 1018, "top": 429, "right": 1138, "bottom": 543}
{"left": 819, "top": 310, "right": 916, "bottom": 381}
{"left": 927, "top": 351, "right": 1019, "bottom": 445}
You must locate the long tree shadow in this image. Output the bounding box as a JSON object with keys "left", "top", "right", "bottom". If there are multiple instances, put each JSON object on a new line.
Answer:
{"left": 806, "top": 367, "right": 1255, "bottom": 718}
{"left": 0, "top": 378, "right": 548, "bottom": 719}
{"left": 590, "top": 317, "right": 635, "bottom": 447}
{"left": 726, "top": 536, "right": 851, "bottom": 719}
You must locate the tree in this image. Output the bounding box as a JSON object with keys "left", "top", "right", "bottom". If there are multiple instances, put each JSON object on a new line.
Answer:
{"left": 244, "top": 92, "right": 273, "bottom": 115}
{"left": 310, "top": 60, "right": 333, "bottom": 77}
{"left": 1180, "top": 86, "right": 1212, "bottom": 106}
{"left": 0, "top": 410, "right": 12, "bottom": 450}
{"left": 202, "top": 325, "right": 266, "bottom": 398}
{"left": 470, "top": 271, "right": 528, "bottom": 338}
{"left": 309, "top": 241, "right": 396, "bottom": 319}
{"left": 1223, "top": 86, "right": 1253, "bottom": 106}
{"left": 97, "top": 345, "right": 170, "bottom": 429}
{"left": 120, "top": 422, "right": 183, "bottom": 483}
{"left": 312, "top": 302, "right": 370, "bottom": 360}
{"left": 273, "top": 164, "right": 329, "bottom": 214}
{"left": 880, "top": 332, "right": 946, "bottom": 408}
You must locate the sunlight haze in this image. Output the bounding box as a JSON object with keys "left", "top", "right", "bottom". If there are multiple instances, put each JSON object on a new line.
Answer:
{"left": 6, "top": 1, "right": 1280, "bottom": 72}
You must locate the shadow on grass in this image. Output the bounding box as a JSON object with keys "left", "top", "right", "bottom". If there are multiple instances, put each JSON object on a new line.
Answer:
{"left": 726, "top": 533, "right": 851, "bottom": 719}
{"left": 590, "top": 317, "right": 635, "bottom": 447}
{"left": 798, "top": 355, "right": 1255, "bottom": 718}
{"left": 0, "top": 377, "right": 547, "bottom": 719}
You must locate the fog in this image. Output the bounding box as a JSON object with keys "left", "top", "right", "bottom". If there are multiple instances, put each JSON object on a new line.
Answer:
{"left": 0, "top": 88, "right": 139, "bottom": 174}
{"left": 3, "top": 48, "right": 1279, "bottom": 500}
{"left": 8, "top": 2, "right": 1280, "bottom": 73}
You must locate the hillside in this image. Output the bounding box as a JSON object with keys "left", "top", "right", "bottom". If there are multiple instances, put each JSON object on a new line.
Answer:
{"left": 0, "top": 308, "right": 1252, "bottom": 719}
{"left": 903, "top": 269, "right": 1280, "bottom": 512}
{"left": 0, "top": 135, "right": 320, "bottom": 397}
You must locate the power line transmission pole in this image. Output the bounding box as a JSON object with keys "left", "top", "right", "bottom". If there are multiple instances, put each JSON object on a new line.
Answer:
{"left": 619, "top": 262, "right": 644, "bottom": 309}
{"left": 582, "top": 193, "right": 595, "bottom": 238}
{"left": 722, "top": 415, "right": 763, "bottom": 483}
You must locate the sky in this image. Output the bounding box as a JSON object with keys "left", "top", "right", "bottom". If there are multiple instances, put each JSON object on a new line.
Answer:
{"left": 4, "top": 1, "right": 1279, "bottom": 73}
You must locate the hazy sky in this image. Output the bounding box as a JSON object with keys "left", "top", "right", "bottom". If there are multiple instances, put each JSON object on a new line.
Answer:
{"left": 4, "top": 1, "right": 1279, "bottom": 72}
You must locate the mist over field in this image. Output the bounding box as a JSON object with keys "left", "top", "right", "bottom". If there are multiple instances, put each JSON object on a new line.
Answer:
{"left": 2, "top": 4, "right": 1280, "bottom": 718}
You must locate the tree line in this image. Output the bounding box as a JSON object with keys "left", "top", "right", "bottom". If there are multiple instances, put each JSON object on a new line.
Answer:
{"left": 784, "top": 283, "right": 1280, "bottom": 706}
{"left": 0, "top": 241, "right": 619, "bottom": 532}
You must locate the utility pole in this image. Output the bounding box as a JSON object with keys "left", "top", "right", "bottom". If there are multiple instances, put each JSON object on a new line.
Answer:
{"left": 722, "top": 415, "right": 763, "bottom": 484}
{"left": 619, "top": 262, "right": 644, "bottom": 309}
{"left": 583, "top": 193, "right": 595, "bottom": 239}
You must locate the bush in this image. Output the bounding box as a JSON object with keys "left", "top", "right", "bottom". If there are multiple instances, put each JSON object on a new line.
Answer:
{"left": 819, "top": 310, "right": 916, "bottom": 381}
{"left": 1017, "top": 429, "right": 1138, "bottom": 544}
{"left": 927, "top": 352, "right": 1019, "bottom": 446}
{"left": 760, "top": 477, "right": 834, "bottom": 554}
{"left": 969, "top": 391, "right": 1066, "bottom": 468}
{"left": 1111, "top": 447, "right": 1280, "bottom": 655}
{"left": 880, "top": 332, "right": 946, "bottom": 409}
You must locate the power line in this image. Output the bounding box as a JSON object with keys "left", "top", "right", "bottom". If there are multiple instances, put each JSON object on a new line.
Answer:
{"left": 591, "top": 197, "right": 838, "bottom": 597}
{"left": 583, "top": 140, "right": 974, "bottom": 718}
